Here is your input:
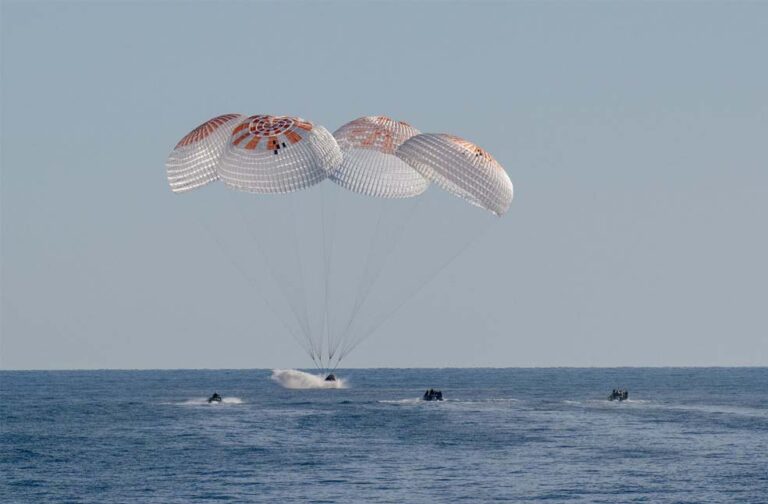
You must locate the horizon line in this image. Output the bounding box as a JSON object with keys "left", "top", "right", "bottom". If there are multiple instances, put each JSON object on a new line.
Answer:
{"left": 1, "top": 365, "right": 766, "bottom": 372}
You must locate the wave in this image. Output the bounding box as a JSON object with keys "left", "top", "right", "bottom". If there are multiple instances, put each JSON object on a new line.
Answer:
{"left": 378, "top": 398, "right": 423, "bottom": 404}
{"left": 270, "top": 369, "right": 346, "bottom": 389}
{"left": 565, "top": 399, "right": 766, "bottom": 418}
{"left": 378, "top": 397, "right": 518, "bottom": 405}
{"left": 177, "top": 397, "right": 243, "bottom": 405}
{"left": 459, "top": 398, "right": 519, "bottom": 404}
{"left": 650, "top": 403, "right": 768, "bottom": 418}
{"left": 563, "top": 399, "right": 650, "bottom": 406}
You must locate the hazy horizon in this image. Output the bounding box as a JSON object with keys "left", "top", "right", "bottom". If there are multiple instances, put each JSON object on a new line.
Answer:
{"left": 2, "top": 1, "right": 767, "bottom": 370}
{"left": 2, "top": 366, "right": 767, "bottom": 372}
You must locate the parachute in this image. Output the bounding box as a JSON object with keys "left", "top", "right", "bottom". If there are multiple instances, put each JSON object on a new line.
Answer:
{"left": 396, "top": 133, "right": 513, "bottom": 216}
{"left": 331, "top": 116, "right": 427, "bottom": 198}
{"left": 166, "top": 114, "right": 513, "bottom": 374}
{"left": 218, "top": 115, "right": 341, "bottom": 194}
{"left": 166, "top": 114, "right": 245, "bottom": 193}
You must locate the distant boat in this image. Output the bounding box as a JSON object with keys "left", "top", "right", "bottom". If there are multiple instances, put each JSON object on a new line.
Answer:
{"left": 422, "top": 389, "right": 444, "bottom": 401}
{"left": 608, "top": 389, "right": 628, "bottom": 401}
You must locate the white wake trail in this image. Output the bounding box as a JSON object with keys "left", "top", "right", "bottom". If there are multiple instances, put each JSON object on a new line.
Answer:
{"left": 177, "top": 397, "right": 243, "bottom": 405}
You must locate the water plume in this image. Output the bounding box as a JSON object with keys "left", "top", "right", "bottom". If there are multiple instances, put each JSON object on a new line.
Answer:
{"left": 271, "top": 369, "right": 346, "bottom": 389}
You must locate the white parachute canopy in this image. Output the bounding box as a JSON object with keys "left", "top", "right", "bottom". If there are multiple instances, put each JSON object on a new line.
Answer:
{"left": 331, "top": 116, "right": 428, "bottom": 198}
{"left": 219, "top": 115, "right": 341, "bottom": 194}
{"left": 166, "top": 114, "right": 245, "bottom": 193}
{"left": 166, "top": 114, "right": 513, "bottom": 374}
{"left": 396, "top": 133, "right": 513, "bottom": 216}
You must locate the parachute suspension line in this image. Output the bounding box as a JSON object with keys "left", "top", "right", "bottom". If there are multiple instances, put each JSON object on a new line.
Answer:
{"left": 322, "top": 185, "right": 340, "bottom": 367}
{"left": 227, "top": 196, "right": 316, "bottom": 361}
{"left": 320, "top": 184, "right": 331, "bottom": 368}
{"left": 330, "top": 197, "right": 386, "bottom": 361}
{"left": 336, "top": 211, "right": 495, "bottom": 363}
{"left": 320, "top": 183, "right": 332, "bottom": 369}
{"left": 195, "top": 215, "right": 313, "bottom": 361}
{"left": 332, "top": 198, "right": 387, "bottom": 356}
{"left": 334, "top": 196, "right": 426, "bottom": 354}
{"left": 286, "top": 194, "right": 316, "bottom": 367}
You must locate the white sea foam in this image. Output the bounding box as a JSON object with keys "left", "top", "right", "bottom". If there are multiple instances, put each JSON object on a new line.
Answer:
{"left": 460, "top": 398, "right": 519, "bottom": 404}
{"left": 648, "top": 402, "right": 767, "bottom": 418}
{"left": 572, "top": 399, "right": 650, "bottom": 406}
{"left": 379, "top": 397, "right": 516, "bottom": 405}
{"left": 378, "top": 398, "right": 423, "bottom": 404}
{"left": 271, "top": 369, "right": 346, "bottom": 389}
{"left": 573, "top": 398, "right": 766, "bottom": 418}
{"left": 178, "top": 397, "right": 243, "bottom": 405}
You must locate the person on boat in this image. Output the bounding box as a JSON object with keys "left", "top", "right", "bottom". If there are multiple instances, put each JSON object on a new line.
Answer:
{"left": 208, "top": 392, "right": 222, "bottom": 403}
{"left": 422, "top": 389, "right": 444, "bottom": 401}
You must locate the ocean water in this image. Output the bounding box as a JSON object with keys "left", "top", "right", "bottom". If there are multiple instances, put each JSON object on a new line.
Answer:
{"left": 1, "top": 368, "right": 766, "bottom": 503}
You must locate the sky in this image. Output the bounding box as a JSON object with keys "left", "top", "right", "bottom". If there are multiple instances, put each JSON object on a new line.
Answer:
{"left": 1, "top": 1, "right": 766, "bottom": 370}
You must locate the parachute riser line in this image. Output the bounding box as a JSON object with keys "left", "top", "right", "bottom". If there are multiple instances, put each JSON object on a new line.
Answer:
{"left": 166, "top": 114, "right": 513, "bottom": 372}
{"left": 334, "top": 204, "right": 495, "bottom": 363}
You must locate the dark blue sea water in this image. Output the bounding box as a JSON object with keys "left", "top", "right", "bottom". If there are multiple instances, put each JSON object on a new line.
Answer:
{"left": 1, "top": 368, "right": 767, "bottom": 503}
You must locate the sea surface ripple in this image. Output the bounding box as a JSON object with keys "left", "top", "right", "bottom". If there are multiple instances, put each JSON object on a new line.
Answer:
{"left": 1, "top": 368, "right": 766, "bottom": 503}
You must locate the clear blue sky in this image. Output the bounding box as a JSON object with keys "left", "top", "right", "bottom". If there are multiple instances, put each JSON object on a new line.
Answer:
{"left": 2, "top": 1, "right": 766, "bottom": 369}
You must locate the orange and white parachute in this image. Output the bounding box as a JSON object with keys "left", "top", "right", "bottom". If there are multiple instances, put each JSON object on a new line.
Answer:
{"left": 395, "top": 134, "right": 513, "bottom": 216}
{"left": 165, "top": 113, "right": 513, "bottom": 215}
{"left": 219, "top": 115, "right": 341, "bottom": 194}
{"left": 330, "top": 116, "right": 427, "bottom": 198}
{"left": 165, "top": 114, "right": 341, "bottom": 194}
{"left": 166, "top": 114, "right": 245, "bottom": 193}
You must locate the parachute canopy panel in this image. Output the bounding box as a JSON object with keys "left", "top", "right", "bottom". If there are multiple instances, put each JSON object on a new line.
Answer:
{"left": 396, "top": 134, "right": 513, "bottom": 216}
{"left": 166, "top": 114, "right": 245, "bottom": 193}
{"left": 331, "top": 116, "right": 428, "bottom": 199}
{"left": 218, "top": 115, "right": 342, "bottom": 194}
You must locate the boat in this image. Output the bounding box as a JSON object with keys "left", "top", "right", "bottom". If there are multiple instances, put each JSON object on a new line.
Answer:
{"left": 608, "top": 389, "right": 628, "bottom": 401}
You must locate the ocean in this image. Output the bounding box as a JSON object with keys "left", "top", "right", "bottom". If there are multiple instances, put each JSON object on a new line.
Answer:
{"left": 1, "top": 368, "right": 766, "bottom": 503}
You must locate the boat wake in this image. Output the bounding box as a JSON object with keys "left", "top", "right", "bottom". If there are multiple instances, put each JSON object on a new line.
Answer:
{"left": 271, "top": 369, "right": 346, "bottom": 389}
{"left": 563, "top": 399, "right": 649, "bottom": 406}
{"left": 177, "top": 397, "right": 243, "bottom": 405}
{"left": 378, "top": 398, "right": 423, "bottom": 404}
{"left": 378, "top": 397, "right": 518, "bottom": 405}
{"left": 565, "top": 399, "right": 767, "bottom": 418}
